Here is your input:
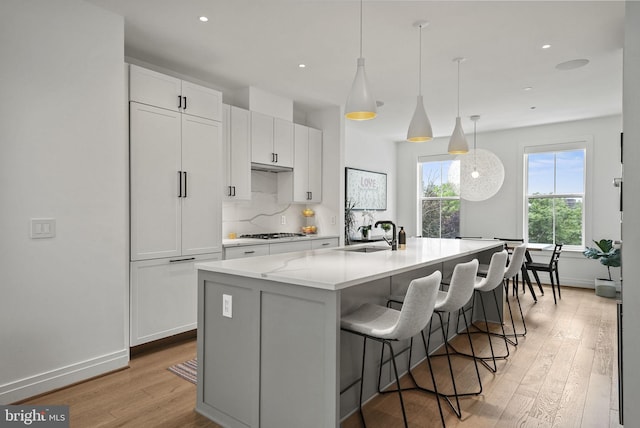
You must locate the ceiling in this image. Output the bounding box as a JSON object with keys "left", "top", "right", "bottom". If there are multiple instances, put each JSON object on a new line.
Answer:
{"left": 86, "top": 0, "right": 624, "bottom": 141}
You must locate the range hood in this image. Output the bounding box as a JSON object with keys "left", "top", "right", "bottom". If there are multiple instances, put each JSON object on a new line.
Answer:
{"left": 251, "top": 162, "right": 293, "bottom": 173}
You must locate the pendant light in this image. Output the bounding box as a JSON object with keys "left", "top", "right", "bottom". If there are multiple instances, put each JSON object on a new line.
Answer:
{"left": 448, "top": 57, "right": 469, "bottom": 154}
{"left": 345, "top": 0, "right": 377, "bottom": 120}
{"left": 449, "top": 114, "right": 505, "bottom": 201}
{"left": 406, "top": 21, "right": 433, "bottom": 142}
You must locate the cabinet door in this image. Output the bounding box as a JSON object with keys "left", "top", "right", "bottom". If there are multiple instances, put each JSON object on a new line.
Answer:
{"left": 292, "top": 124, "right": 310, "bottom": 202}
{"left": 130, "top": 253, "right": 221, "bottom": 346}
{"left": 311, "top": 238, "right": 338, "bottom": 250}
{"left": 129, "top": 65, "right": 181, "bottom": 112}
{"left": 181, "top": 115, "right": 223, "bottom": 256}
{"left": 228, "top": 106, "right": 251, "bottom": 200}
{"left": 130, "top": 102, "right": 182, "bottom": 261}
{"left": 269, "top": 240, "right": 312, "bottom": 255}
{"left": 251, "top": 111, "right": 274, "bottom": 165}
{"left": 182, "top": 81, "right": 222, "bottom": 121}
{"left": 273, "top": 118, "right": 294, "bottom": 168}
{"left": 307, "top": 127, "right": 323, "bottom": 203}
{"left": 224, "top": 244, "right": 270, "bottom": 260}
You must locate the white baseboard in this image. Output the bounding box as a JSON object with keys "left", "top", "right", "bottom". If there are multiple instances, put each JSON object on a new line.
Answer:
{"left": 0, "top": 349, "right": 129, "bottom": 404}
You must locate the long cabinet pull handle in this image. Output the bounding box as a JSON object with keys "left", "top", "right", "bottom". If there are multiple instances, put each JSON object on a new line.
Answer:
{"left": 169, "top": 257, "right": 196, "bottom": 263}
{"left": 183, "top": 171, "right": 187, "bottom": 197}
{"left": 322, "top": 243, "right": 330, "bottom": 246}
{"left": 244, "top": 250, "right": 255, "bottom": 254}
{"left": 183, "top": 96, "right": 187, "bottom": 110}
{"left": 232, "top": 186, "right": 236, "bottom": 196}
{"left": 275, "top": 153, "right": 278, "bottom": 163}
{"left": 178, "top": 95, "right": 182, "bottom": 109}
{"left": 178, "top": 171, "right": 182, "bottom": 197}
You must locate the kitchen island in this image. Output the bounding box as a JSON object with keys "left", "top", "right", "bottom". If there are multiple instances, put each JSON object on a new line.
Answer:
{"left": 195, "top": 238, "right": 504, "bottom": 428}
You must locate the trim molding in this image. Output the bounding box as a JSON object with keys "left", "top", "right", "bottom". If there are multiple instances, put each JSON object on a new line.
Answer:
{"left": 1, "top": 349, "right": 129, "bottom": 404}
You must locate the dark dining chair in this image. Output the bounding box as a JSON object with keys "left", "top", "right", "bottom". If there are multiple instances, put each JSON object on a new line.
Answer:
{"left": 526, "top": 243, "right": 563, "bottom": 304}
{"left": 493, "top": 237, "right": 544, "bottom": 300}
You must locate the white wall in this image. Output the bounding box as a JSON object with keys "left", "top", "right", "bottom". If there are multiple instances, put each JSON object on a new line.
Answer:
{"left": 0, "top": 0, "right": 128, "bottom": 403}
{"left": 345, "top": 123, "right": 397, "bottom": 240}
{"left": 622, "top": 1, "right": 640, "bottom": 423}
{"left": 397, "top": 115, "right": 622, "bottom": 287}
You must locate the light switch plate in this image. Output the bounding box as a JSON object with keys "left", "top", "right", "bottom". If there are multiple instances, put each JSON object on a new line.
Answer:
{"left": 30, "top": 218, "right": 56, "bottom": 239}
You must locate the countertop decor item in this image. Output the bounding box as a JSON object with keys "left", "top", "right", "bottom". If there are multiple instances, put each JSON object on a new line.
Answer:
{"left": 302, "top": 208, "right": 315, "bottom": 217}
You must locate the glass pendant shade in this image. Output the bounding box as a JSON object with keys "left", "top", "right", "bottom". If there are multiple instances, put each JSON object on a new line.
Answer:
{"left": 448, "top": 116, "right": 469, "bottom": 154}
{"left": 345, "top": 57, "right": 377, "bottom": 120}
{"left": 407, "top": 95, "right": 433, "bottom": 142}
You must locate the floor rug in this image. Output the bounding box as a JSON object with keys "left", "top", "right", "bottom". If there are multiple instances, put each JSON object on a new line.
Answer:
{"left": 168, "top": 358, "right": 197, "bottom": 384}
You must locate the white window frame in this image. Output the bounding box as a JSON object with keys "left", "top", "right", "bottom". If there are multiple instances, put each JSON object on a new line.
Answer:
{"left": 417, "top": 155, "right": 460, "bottom": 238}
{"left": 520, "top": 137, "right": 593, "bottom": 251}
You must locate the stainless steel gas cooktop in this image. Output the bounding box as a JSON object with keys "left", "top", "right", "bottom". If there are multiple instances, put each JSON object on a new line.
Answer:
{"left": 239, "top": 233, "right": 306, "bottom": 240}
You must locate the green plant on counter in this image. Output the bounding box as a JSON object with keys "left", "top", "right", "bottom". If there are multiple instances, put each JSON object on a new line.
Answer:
{"left": 358, "top": 225, "right": 372, "bottom": 239}
{"left": 345, "top": 199, "right": 356, "bottom": 245}
{"left": 583, "top": 239, "right": 621, "bottom": 281}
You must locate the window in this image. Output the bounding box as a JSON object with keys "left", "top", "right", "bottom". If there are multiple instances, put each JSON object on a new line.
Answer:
{"left": 419, "top": 158, "right": 460, "bottom": 238}
{"left": 525, "top": 148, "right": 585, "bottom": 247}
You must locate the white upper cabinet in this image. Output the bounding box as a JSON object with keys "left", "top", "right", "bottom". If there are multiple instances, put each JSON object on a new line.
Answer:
{"left": 307, "top": 127, "right": 323, "bottom": 203}
{"left": 223, "top": 105, "right": 251, "bottom": 200}
{"left": 130, "top": 64, "right": 222, "bottom": 121}
{"left": 251, "top": 111, "right": 294, "bottom": 168}
{"left": 281, "top": 124, "right": 322, "bottom": 203}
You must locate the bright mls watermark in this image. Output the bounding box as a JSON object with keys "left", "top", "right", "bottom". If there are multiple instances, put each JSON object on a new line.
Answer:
{"left": 0, "top": 406, "right": 69, "bottom": 427}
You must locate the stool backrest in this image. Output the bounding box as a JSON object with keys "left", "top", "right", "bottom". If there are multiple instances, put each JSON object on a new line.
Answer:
{"left": 476, "top": 250, "right": 508, "bottom": 292}
{"left": 392, "top": 270, "right": 441, "bottom": 341}
{"left": 504, "top": 243, "right": 527, "bottom": 279}
{"left": 436, "top": 259, "right": 479, "bottom": 313}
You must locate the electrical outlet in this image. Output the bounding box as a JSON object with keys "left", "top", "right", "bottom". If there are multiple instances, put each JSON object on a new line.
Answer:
{"left": 281, "top": 215, "right": 286, "bottom": 225}
{"left": 223, "top": 294, "right": 232, "bottom": 318}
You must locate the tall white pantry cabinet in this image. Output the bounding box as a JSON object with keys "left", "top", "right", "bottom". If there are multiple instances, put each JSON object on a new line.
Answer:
{"left": 129, "top": 65, "right": 223, "bottom": 346}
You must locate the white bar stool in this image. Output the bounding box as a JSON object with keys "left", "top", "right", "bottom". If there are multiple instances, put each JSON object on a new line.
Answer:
{"left": 341, "top": 271, "right": 445, "bottom": 428}
{"left": 388, "top": 259, "right": 481, "bottom": 419}
{"left": 449, "top": 250, "right": 511, "bottom": 373}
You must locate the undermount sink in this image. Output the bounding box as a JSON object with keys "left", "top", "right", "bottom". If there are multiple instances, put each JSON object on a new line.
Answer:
{"left": 339, "top": 246, "right": 390, "bottom": 253}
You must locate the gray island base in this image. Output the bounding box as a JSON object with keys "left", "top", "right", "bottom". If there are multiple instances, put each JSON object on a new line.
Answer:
{"left": 196, "top": 238, "right": 504, "bottom": 427}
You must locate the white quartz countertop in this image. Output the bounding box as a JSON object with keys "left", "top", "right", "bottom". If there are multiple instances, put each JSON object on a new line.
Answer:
{"left": 222, "top": 234, "right": 338, "bottom": 247}
{"left": 198, "top": 238, "right": 503, "bottom": 291}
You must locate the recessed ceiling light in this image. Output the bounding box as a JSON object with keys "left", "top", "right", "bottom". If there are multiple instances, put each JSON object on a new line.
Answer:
{"left": 298, "top": 63, "right": 306, "bottom": 68}
{"left": 556, "top": 59, "right": 590, "bottom": 70}
{"left": 199, "top": 16, "right": 209, "bottom": 22}
{"left": 524, "top": 86, "right": 533, "bottom": 91}
{"left": 542, "top": 44, "right": 551, "bottom": 49}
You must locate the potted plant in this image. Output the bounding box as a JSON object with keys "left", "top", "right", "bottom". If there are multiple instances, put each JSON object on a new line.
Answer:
{"left": 345, "top": 199, "right": 356, "bottom": 245}
{"left": 583, "top": 239, "right": 621, "bottom": 298}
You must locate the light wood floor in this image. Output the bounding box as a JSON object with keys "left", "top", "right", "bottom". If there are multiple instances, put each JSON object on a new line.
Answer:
{"left": 23, "top": 285, "right": 621, "bottom": 428}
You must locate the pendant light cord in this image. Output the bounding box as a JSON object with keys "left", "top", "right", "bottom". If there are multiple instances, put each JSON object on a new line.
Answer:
{"left": 473, "top": 120, "right": 477, "bottom": 166}
{"left": 359, "top": 0, "right": 363, "bottom": 58}
{"left": 418, "top": 25, "right": 422, "bottom": 96}
{"left": 457, "top": 59, "right": 461, "bottom": 117}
